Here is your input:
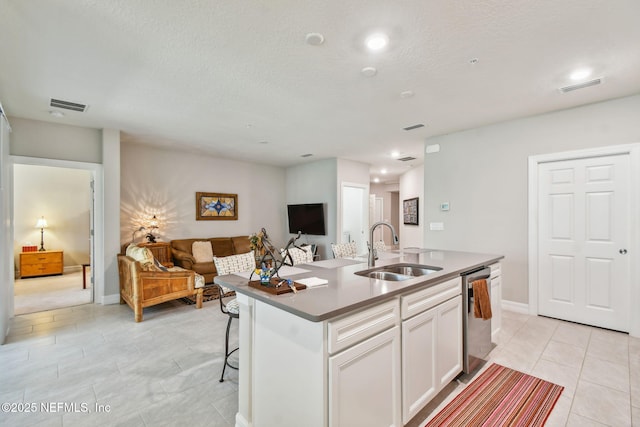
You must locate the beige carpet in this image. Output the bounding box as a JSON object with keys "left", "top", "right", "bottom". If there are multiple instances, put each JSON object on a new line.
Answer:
{"left": 14, "top": 270, "right": 93, "bottom": 315}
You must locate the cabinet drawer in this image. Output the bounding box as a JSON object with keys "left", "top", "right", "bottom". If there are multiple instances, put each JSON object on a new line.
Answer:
{"left": 401, "top": 277, "right": 461, "bottom": 320}
{"left": 21, "top": 263, "right": 63, "bottom": 277}
{"left": 328, "top": 299, "right": 399, "bottom": 355}
{"left": 21, "top": 252, "right": 62, "bottom": 265}
{"left": 490, "top": 262, "right": 501, "bottom": 278}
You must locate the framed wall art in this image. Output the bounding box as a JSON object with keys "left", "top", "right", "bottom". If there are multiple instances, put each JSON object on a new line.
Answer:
{"left": 403, "top": 197, "right": 419, "bottom": 225}
{"left": 196, "top": 192, "right": 238, "bottom": 220}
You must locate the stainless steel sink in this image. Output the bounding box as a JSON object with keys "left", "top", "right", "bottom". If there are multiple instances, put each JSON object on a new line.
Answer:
{"left": 355, "top": 263, "right": 442, "bottom": 281}
{"left": 364, "top": 271, "right": 412, "bottom": 281}
{"left": 380, "top": 265, "right": 440, "bottom": 276}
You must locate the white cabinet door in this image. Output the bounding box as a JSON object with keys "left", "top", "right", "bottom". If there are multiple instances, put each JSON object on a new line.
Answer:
{"left": 401, "top": 295, "right": 462, "bottom": 424}
{"left": 329, "top": 326, "right": 402, "bottom": 427}
{"left": 401, "top": 306, "right": 437, "bottom": 424}
{"left": 436, "top": 296, "right": 463, "bottom": 389}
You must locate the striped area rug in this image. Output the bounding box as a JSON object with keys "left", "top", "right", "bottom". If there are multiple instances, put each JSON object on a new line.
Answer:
{"left": 425, "top": 363, "right": 563, "bottom": 427}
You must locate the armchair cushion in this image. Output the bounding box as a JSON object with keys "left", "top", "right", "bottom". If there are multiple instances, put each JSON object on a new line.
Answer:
{"left": 125, "top": 244, "right": 155, "bottom": 270}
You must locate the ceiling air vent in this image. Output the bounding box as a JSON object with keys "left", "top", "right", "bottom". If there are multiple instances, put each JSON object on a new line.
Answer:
{"left": 559, "top": 78, "right": 602, "bottom": 93}
{"left": 403, "top": 123, "right": 424, "bottom": 131}
{"left": 397, "top": 156, "right": 416, "bottom": 162}
{"left": 50, "top": 98, "right": 88, "bottom": 112}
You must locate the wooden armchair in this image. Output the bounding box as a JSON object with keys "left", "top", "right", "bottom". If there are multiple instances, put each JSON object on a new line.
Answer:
{"left": 118, "top": 254, "right": 203, "bottom": 322}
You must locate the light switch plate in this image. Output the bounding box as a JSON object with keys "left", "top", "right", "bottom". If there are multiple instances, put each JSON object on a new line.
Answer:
{"left": 430, "top": 222, "right": 444, "bottom": 231}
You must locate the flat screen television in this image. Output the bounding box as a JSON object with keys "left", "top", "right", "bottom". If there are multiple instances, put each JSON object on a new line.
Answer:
{"left": 287, "top": 203, "right": 326, "bottom": 236}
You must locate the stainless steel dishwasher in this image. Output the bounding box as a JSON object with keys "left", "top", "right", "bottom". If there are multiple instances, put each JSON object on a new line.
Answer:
{"left": 461, "top": 266, "right": 493, "bottom": 374}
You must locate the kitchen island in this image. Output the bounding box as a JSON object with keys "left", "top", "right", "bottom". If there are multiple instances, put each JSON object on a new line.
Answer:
{"left": 215, "top": 249, "right": 503, "bottom": 427}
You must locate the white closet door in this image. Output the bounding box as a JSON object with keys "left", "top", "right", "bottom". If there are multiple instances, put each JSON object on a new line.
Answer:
{"left": 538, "top": 154, "right": 630, "bottom": 331}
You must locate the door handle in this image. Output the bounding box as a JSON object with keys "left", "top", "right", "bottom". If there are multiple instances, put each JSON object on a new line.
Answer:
{"left": 619, "top": 249, "right": 628, "bottom": 254}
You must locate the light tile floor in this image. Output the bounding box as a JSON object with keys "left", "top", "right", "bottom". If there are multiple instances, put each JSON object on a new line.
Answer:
{"left": 1, "top": 302, "right": 638, "bottom": 426}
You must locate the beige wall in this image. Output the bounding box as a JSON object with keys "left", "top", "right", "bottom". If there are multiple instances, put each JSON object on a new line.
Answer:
{"left": 9, "top": 117, "right": 102, "bottom": 163}
{"left": 399, "top": 165, "right": 424, "bottom": 249}
{"left": 423, "top": 94, "right": 640, "bottom": 304}
{"left": 13, "top": 164, "right": 91, "bottom": 270}
{"left": 120, "top": 142, "right": 287, "bottom": 248}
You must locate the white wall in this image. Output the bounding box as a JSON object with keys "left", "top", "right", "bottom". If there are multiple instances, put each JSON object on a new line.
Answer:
{"left": 286, "top": 159, "right": 337, "bottom": 259}
{"left": 0, "top": 113, "right": 12, "bottom": 344}
{"left": 337, "top": 158, "right": 370, "bottom": 255}
{"left": 423, "top": 94, "right": 640, "bottom": 304}
{"left": 9, "top": 117, "right": 102, "bottom": 163}
{"left": 399, "top": 165, "right": 424, "bottom": 249}
{"left": 120, "top": 142, "right": 286, "bottom": 247}
{"left": 13, "top": 164, "right": 91, "bottom": 270}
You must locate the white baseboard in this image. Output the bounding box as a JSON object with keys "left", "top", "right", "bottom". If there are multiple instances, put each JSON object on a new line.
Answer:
{"left": 101, "top": 294, "right": 121, "bottom": 305}
{"left": 502, "top": 299, "right": 529, "bottom": 314}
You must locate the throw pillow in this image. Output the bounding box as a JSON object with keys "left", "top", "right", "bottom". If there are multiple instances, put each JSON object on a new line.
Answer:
{"left": 192, "top": 241, "right": 213, "bottom": 263}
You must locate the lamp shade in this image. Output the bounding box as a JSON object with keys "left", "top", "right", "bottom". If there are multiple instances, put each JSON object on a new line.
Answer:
{"left": 35, "top": 217, "right": 48, "bottom": 229}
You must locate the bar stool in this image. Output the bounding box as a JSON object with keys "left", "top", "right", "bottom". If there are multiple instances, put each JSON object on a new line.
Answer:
{"left": 216, "top": 284, "right": 239, "bottom": 382}
{"left": 213, "top": 252, "right": 255, "bottom": 382}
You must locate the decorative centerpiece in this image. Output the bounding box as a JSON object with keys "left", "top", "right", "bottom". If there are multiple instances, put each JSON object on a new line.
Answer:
{"left": 254, "top": 265, "right": 274, "bottom": 285}
{"left": 246, "top": 227, "right": 307, "bottom": 295}
{"left": 249, "top": 230, "right": 265, "bottom": 258}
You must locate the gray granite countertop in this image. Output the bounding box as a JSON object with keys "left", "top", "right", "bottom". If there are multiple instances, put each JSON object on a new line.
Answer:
{"left": 214, "top": 249, "right": 503, "bottom": 322}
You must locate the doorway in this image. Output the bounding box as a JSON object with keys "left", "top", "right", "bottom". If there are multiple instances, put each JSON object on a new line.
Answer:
{"left": 341, "top": 183, "right": 368, "bottom": 256}
{"left": 529, "top": 144, "right": 640, "bottom": 335}
{"left": 13, "top": 163, "right": 94, "bottom": 314}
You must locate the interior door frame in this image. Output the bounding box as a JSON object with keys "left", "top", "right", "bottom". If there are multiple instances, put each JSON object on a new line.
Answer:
{"left": 528, "top": 143, "right": 640, "bottom": 337}
{"left": 339, "top": 181, "right": 369, "bottom": 256}
{"left": 11, "top": 155, "right": 104, "bottom": 311}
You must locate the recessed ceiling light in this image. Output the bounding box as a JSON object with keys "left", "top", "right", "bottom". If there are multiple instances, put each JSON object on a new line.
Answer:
{"left": 570, "top": 68, "right": 592, "bottom": 81}
{"left": 391, "top": 151, "right": 400, "bottom": 158}
{"left": 381, "top": 169, "right": 387, "bottom": 174}
{"left": 361, "top": 67, "right": 377, "bottom": 77}
{"left": 373, "top": 177, "right": 380, "bottom": 183}
{"left": 305, "top": 32, "right": 325, "bottom": 46}
{"left": 400, "top": 90, "right": 414, "bottom": 99}
{"left": 365, "top": 32, "right": 389, "bottom": 51}
{"left": 49, "top": 110, "right": 64, "bottom": 118}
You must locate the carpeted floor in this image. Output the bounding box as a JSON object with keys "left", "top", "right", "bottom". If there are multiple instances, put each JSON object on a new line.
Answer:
{"left": 14, "top": 270, "right": 92, "bottom": 315}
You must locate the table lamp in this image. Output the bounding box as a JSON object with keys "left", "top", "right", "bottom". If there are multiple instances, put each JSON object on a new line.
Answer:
{"left": 36, "top": 216, "right": 48, "bottom": 251}
{"left": 146, "top": 215, "right": 159, "bottom": 243}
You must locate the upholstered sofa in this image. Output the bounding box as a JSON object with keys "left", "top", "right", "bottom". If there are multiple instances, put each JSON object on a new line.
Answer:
{"left": 118, "top": 244, "right": 204, "bottom": 322}
{"left": 170, "top": 236, "right": 252, "bottom": 284}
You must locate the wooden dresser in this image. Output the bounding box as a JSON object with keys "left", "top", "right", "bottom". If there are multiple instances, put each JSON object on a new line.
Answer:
{"left": 137, "top": 242, "right": 173, "bottom": 267}
{"left": 20, "top": 250, "right": 64, "bottom": 278}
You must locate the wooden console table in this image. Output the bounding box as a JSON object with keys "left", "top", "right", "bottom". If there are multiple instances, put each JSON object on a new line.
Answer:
{"left": 20, "top": 250, "right": 64, "bottom": 278}
{"left": 137, "top": 242, "right": 173, "bottom": 267}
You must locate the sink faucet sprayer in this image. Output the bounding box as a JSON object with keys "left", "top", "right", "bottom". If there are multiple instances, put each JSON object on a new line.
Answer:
{"left": 368, "top": 221, "right": 399, "bottom": 267}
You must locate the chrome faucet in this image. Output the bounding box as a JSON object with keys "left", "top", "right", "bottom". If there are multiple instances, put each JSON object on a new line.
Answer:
{"left": 368, "top": 221, "right": 399, "bottom": 267}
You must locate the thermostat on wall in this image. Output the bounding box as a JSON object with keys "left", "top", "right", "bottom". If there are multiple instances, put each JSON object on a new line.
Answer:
{"left": 440, "top": 202, "right": 450, "bottom": 211}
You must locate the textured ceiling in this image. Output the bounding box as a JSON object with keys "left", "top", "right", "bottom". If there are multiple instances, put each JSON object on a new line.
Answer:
{"left": 1, "top": 0, "right": 639, "bottom": 183}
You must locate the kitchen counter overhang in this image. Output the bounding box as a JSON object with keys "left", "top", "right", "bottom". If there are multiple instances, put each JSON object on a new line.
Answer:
{"left": 214, "top": 249, "right": 504, "bottom": 322}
